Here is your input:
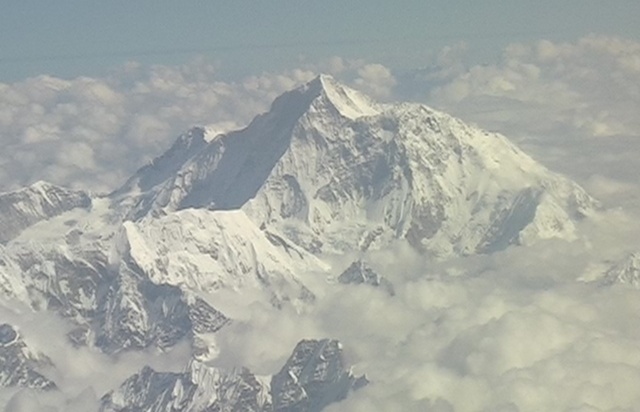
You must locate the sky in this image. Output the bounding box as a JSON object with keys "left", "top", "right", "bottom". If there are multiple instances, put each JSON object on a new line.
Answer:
{"left": 2, "top": 1, "right": 640, "bottom": 82}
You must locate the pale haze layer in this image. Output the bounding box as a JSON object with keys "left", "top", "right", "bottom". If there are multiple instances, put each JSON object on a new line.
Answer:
{"left": 1, "top": 1, "right": 639, "bottom": 81}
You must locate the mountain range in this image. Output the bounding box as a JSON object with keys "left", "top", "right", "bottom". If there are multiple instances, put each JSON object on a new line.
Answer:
{"left": 0, "top": 74, "right": 606, "bottom": 411}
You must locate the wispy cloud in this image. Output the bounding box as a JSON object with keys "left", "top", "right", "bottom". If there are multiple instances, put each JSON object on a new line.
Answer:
{"left": 419, "top": 35, "right": 640, "bottom": 209}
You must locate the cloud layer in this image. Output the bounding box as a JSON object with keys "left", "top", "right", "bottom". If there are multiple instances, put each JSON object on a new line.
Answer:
{"left": 420, "top": 35, "right": 640, "bottom": 208}
{"left": 195, "top": 212, "right": 640, "bottom": 412}
{"left": 0, "top": 63, "right": 316, "bottom": 193}
{"left": 1, "top": 35, "right": 638, "bottom": 208}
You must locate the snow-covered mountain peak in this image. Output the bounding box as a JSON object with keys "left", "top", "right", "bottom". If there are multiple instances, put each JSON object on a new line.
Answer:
{"left": 265, "top": 74, "right": 381, "bottom": 125}
{"left": 111, "top": 208, "right": 318, "bottom": 306}
{"left": 0, "top": 323, "right": 57, "bottom": 390}
{"left": 112, "top": 127, "right": 208, "bottom": 200}
{"left": 3, "top": 180, "right": 65, "bottom": 197}
{"left": 305, "top": 74, "right": 381, "bottom": 120}
{"left": 203, "top": 121, "right": 240, "bottom": 142}
{"left": 109, "top": 75, "right": 598, "bottom": 256}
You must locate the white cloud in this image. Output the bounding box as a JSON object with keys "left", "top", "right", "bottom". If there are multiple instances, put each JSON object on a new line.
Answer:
{"left": 5, "top": 212, "right": 640, "bottom": 411}
{"left": 314, "top": 235, "right": 640, "bottom": 410}
{"left": 354, "top": 64, "right": 397, "bottom": 99}
{"left": 0, "top": 63, "right": 301, "bottom": 193}
{"left": 192, "top": 210, "right": 640, "bottom": 411}
{"left": 404, "top": 35, "right": 640, "bottom": 211}
{"left": 0, "top": 57, "right": 402, "bottom": 194}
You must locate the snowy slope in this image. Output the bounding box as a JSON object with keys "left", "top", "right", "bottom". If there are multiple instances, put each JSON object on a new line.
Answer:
{"left": 0, "top": 236, "right": 229, "bottom": 354}
{"left": 0, "top": 205, "right": 316, "bottom": 357}
{"left": 112, "top": 208, "right": 319, "bottom": 306}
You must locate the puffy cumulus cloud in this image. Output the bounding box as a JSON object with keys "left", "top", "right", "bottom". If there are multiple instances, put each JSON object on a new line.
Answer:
{"left": 0, "top": 62, "right": 312, "bottom": 193}
{"left": 211, "top": 300, "right": 324, "bottom": 376}
{"left": 428, "top": 35, "right": 640, "bottom": 140}
{"left": 0, "top": 57, "right": 401, "bottom": 194}
{"left": 392, "top": 42, "right": 469, "bottom": 103}
{"left": 1, "top": 388, "right": 98, "bottom": 412}
{"left": 353, "top": 64, "right": 397, "bottom": 99}
{"left": 584, "top": 174, "right": 640, "bottom": 209}
{"left": 196, "top": 211, "right": 640, "bottom": 411}
{"left": 315, "top": 238, "right": 640, "bottom": 410}
{"left": 418, "top": 35, "right": 640, "bottom": 210}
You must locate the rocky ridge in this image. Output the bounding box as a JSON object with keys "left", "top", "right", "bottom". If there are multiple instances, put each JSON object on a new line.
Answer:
{"left": 101, "top": 339, "right": 364, "bottom": 412}
{"left": 0, "top": 323, "right": 56, "bottom": 390}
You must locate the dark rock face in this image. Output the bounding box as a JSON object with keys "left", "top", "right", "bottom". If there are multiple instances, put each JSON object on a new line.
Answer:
{"left": 0, "top": 181, "right": 91, "bottom": 244}
{"left": 188, "top": 297, "right": 231, "bottom": 334}
{"left": 101, "top": 366, "right": 194, "bottom": 412}
{"left": 477, "top": 187, "right": 542, "bottom": 253}
{"left": 100, "top": 363, "right": 271, "bottom": 412}
{"left": 0, "top": 324, "right": 56, "bottom": 390}
{"left": 8, "top": 245, "right": 229, "bottom": 354}
{"left": 101, "top": 339, "right": 365, "bottom": 412}
{"left": 12, "top": 249, "right": 109, "bottom": 318}
{"left": 337, "top": 260, "right": 395, "bottom": 296}
{"left": 271, "top": 339, "right": 365, "bottom": 412}
{"left": 0, "top": 324, "right": 18, "bottom": 345}
{"left": 95, "top": 268, "right": 229, "bottom": 354}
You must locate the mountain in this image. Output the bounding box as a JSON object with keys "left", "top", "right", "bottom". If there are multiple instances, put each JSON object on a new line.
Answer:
{"left": 270, "top": 339, "right": 367, "bottom": 412}
{"left": 101, "top": 363, "right": 271, "bottom": 412}
{"left": 0, "top": 237, "right": 229, "bottom": 354}
{"left": 0, "top": 74, "right": 601, "bottom": 410}
{"left": 0, "top": 181, "right": 91, "bottom": 244}
{"left": 112, "top": 74, "right": 597, "bottom": 257}
{"left": 0, "top": 323, "right": 56, "bottom": 390}
{"left": 601, "top": 252, "right": 640, "bottom": 288}
{"left": 100, "top": 339, "right": 364, "bottom": 412}
{"left": 337, "top": 260, "right": 395, "bottom": 296}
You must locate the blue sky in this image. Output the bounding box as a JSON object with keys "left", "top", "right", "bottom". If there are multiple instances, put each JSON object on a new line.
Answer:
{"left": 2, "top": 1, "right": 640, "bottom": 81}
